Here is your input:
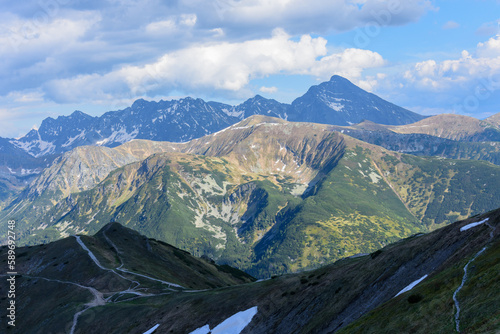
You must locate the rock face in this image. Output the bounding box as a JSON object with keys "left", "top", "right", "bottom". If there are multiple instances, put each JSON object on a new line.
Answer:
{"left": 8, "top": 99, "right": 240, "bottom": 157}
{"left": 486, "top": 111, "right": 500, "bottom": 127}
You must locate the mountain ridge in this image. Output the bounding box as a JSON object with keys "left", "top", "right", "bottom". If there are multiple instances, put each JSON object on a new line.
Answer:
{"left": 5, "top": 116, "right": 500, "bottom": 278}
{"left": 5, "top": 75, "right": 425, "bottom": 159}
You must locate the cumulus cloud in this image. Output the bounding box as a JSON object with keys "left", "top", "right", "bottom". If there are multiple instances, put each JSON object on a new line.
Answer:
{"left": 0, "top": 0, "right": 432, "bottom": 104}
{"left": 0, "top": 0, "right": 436, "bottom": 136}
{"left": 403, "top": 35, "right": 500, "bottom": 92}
{"left": 308, "top": 48, "right": 385, "bottom": 81}
{"left": 196, "top": 0, "right": 435, "bottom": 34}
{"left": 42, "top": 29, "right": 385, "bottom": 103}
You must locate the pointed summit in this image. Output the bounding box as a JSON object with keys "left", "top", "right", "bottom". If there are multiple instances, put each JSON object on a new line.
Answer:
{"left": 289, "top": 75, "right": 425, "bottom": 126}
{"left": 235, "top": 94, "right": 290, "bottom": 119}
{"left": 329, "top": 74, "right": 352, "bottom": 83}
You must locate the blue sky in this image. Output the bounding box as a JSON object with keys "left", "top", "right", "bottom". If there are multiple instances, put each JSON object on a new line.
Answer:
{"left": 1, "top": 0, "right": 499, "bottom": 138}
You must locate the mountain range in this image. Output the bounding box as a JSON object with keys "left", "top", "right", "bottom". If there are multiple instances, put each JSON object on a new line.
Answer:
{"left": 2, "top": 73, "right": 500, "bottom": 333}
{"left": 0, "top": 75, "right": 431, "bottom": 214}
{"left": 5, "top": 75, "right": 424, "bottom": 158}
{"left": 2, "top": 75, "right": 500, "bottom": 214}
{"left": 3, "top": 208, "right": 498, "bottom": 333}
{"left": 4, "top": 116, "right": 500, "bottom": 278}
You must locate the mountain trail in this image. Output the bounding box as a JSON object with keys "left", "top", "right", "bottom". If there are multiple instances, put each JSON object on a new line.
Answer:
{"left": 453, "top": 221, "right": 496, "bottom": 332}
{"left": 102, "top": 226, "right": 186, "bottom": 288}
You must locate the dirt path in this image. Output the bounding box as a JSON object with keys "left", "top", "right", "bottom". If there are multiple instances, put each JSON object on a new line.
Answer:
{"left": 453, "top": 221, "right": 496, "bottom": 332}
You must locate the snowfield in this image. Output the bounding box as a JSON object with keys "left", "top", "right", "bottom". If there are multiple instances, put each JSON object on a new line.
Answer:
{"left": 394, "top": 275, "right": 428, "bottom": 297}
{"left": 189, "top": 306, "right": 258, "bottom": 334}
{"left": 460, "top": 218, "right": 489, "bottom": 232}
{"left": 143, "top": 324, "right": 160, "bottom": 334}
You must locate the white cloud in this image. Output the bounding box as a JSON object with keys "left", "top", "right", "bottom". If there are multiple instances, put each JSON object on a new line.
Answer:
{"left": 8, "top": 91, "right": 45, "bottom": 103}
{"left": 403, "top": 36, "right": 500, "bottom": 92}
{"left": 260, "top": 86, "right": 278, "bottom": 94}
{"left": 180, "top": 14, "right": 197, "bottom": 27}
{"left": 210, "top": 28, "right": 225, "bottom": 37}
{"left": 477, "top": 34, "right": 500, "bottom": 58}
{"left": 309, "top": 48, "right": 385, "bottom": 81}
{"left": 145, "top": 20, "right": 177, "bottom": 34}
{"left": 0, "top": 11, "right": 100, "bottom": 57}
{"left": 43, "top": 29, "right": 385, "bottom": 103}
{"left": 199, "top": 0, "right": 435, "bottom": 34}
{"left": 443, "top": 21, "right": 460, "bottom": 30}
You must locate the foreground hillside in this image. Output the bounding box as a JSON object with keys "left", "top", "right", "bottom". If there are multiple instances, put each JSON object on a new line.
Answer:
{"left": 2, "top": 209, "right": 498, "bottom": 333}
{"left": 3, "top": 116, "right": 500, "bottom": 277}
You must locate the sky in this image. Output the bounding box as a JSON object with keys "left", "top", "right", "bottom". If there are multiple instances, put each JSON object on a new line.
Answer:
{"left": 1, "top": 0, "right": 500, "bottom": 138}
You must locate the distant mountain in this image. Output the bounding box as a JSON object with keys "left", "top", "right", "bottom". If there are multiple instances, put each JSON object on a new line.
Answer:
{"left": 5, "top": 75, "right": 425, "bottom": 159}
{"left": 8, "top": 98, "right": 241, "bottom": 157}
{"left": 485, "top": 111, "right": 500, "bottom": 127}
{"left": 5, "top": 116, "right": 500, "bottom": 278}
{"left": 5, "top": 208, "right": 499, "bottom": 333}
{"left": 0, "top": 137, "right": 56, "bottom": 210}
{"left": 328, "top": 120, "right": 500, "bottom": 166}
{"left": 289, "top": 75, "right": 425, "bottom": 126}
{"left": 235, "top": 94, "right": 290, "bottom": 119}
{"left": 388, "top": 113, "right": 500, "bottom": 142}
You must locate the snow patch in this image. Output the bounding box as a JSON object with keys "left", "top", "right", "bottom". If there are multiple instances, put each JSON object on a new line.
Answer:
{"left": 326, "top": 101, "right": 344, "bottom": 112}
{"left": 96, "top": 127, "right": 139, "bottom": 146}
{"left": 222, "top": 107, "right": 244, "bottom": 118}
{"left": 11, "top": 131, "right": 56, "bottom": 157}
{"left": 395, "top": 275, "right": 428, "bottom": 297}
{"left": 62, "top": 130, "right": 86, "bottom": 147}
{"left": 460, "top": 218, "right": 489, "bottom": 232}
{"left": 189, "top": 306, "right": 258, "bottom": 334}
{"left": 368, "top": 172, "right": 382, "bottom": 184}
{"left": 190, "top": 325, "right": 210, "bottom": 334}
{"left": 143, "top": 324, "right": 160, "bottom": 334}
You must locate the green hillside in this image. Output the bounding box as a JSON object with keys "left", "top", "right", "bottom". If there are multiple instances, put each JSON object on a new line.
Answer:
{"left": 4, "top": 117, "right": 500, "bottom": 278}
{"left": 5, "top": 208, "right": 498, "bottom": 333}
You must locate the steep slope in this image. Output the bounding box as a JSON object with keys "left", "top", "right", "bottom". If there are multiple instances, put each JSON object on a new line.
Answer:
{"left": 4, "top": 209, "right": 499, "bottom": 333}
{"left": 0, "top": 137, "right": 57, "bottom": 209}
{"left": 289, "top": 75, "right": 425, "bottom": 126}
{"left": 8, "top": 98, "right": 240, "bottom": 157}
{"left": 8, "top": 117, "right": 500, "bottom": 278}
{"left": 234, "top": 94, "right": 290, "bottom": 119}
{"left": 389, "top": 113, "right": 500, "bottom": 142}
{"left": 0, "top": 223, "right": 254, "bottom": 334}
{"left": 486, "top": 111, "right": 500, "bottom": 127}
{"left": 0, "top": 146, "right": 142, "bottom": 242}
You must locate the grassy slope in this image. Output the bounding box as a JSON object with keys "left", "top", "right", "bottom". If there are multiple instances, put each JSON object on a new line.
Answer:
{"left": 7, "top": 118, "right": 500, "bottom": 278}
{"left": 0, "top": 223, "right": 254, "bottom": 334}
{"left": 339, "top": 228, "right": 500, "bottom": 333}
{"left": 16, "top": 135, "right": 500, "bottom": 278}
